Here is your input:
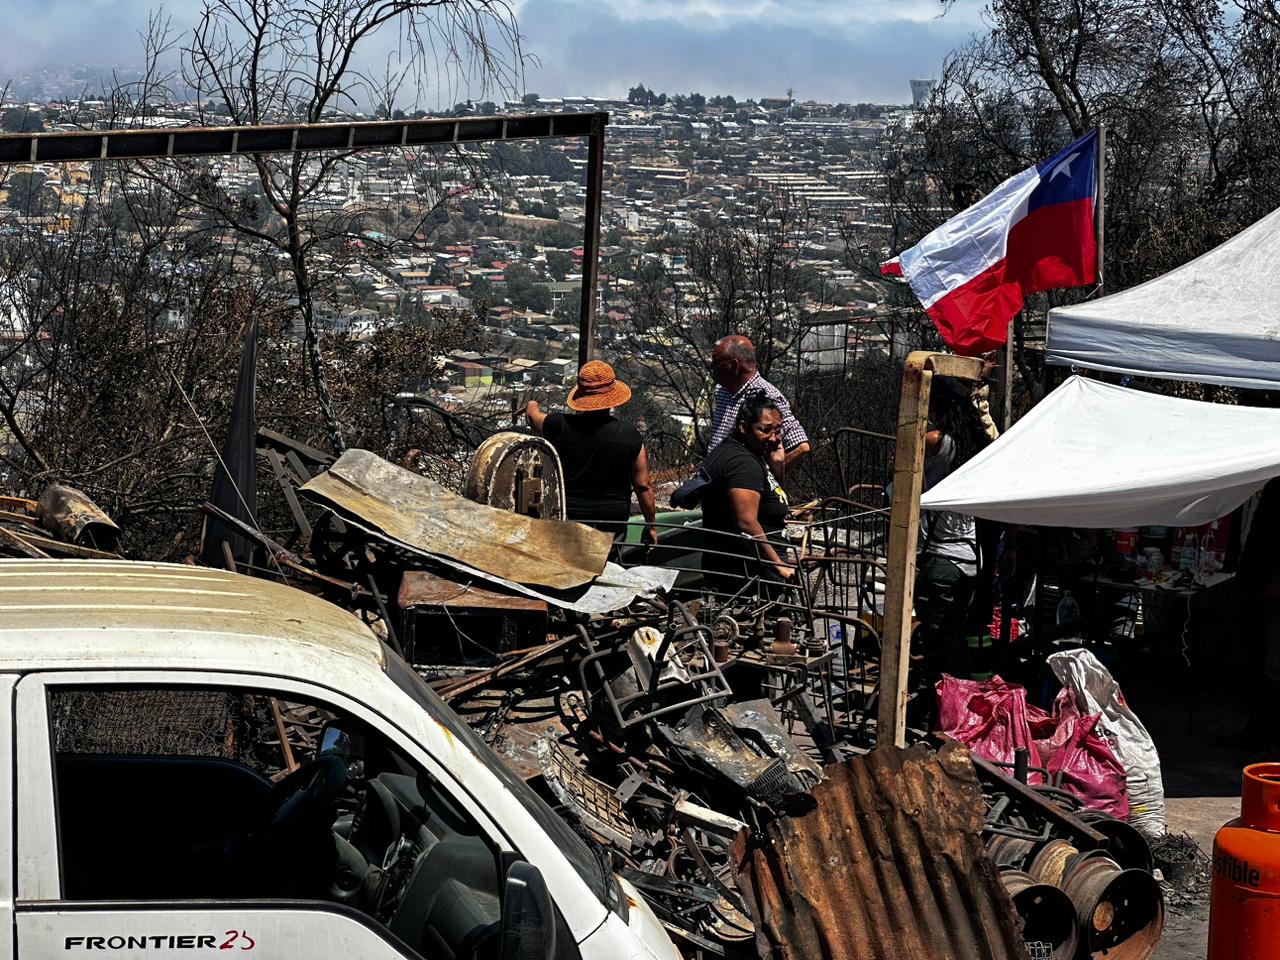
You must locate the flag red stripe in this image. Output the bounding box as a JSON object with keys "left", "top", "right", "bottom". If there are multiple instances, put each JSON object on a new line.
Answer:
{"left": 926, "top": 198, "right": 1096, "bottom": 355}
{"left": 881, "top": 259, "right": 903, "bottom": 276}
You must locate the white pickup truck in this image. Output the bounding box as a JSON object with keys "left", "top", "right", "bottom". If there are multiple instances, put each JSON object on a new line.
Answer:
{"left": 0, "top": 560, "right": 679, "bottom": 960}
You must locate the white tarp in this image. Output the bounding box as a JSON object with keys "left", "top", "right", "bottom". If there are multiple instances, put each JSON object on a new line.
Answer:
{"left": 919, "top": 376, "right": 1280, "bottom": 527}
{"left": 1046, "top": 206, "right": 1280, "bottom": 388}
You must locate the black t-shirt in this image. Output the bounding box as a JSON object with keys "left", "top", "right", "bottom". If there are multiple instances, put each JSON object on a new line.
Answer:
{"left": 700, "top": 435, "right": 787, "bottom": 539}
{"left": 543, "top": 411, "right": 642, "bottom": 524}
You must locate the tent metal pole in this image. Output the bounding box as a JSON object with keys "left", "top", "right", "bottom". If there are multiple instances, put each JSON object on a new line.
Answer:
{"left": 1096, "top": 123, "right": 1106, "bottom": 293}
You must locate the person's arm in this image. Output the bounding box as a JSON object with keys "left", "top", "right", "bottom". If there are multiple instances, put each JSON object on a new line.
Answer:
{"left": 632, "top": 445, "right": 659, "bottom": 547}
{"left": 727, "top": 487, "right": 794, "bottom": 580}
{"left": 525, "top": 400, "right": 547, "bottom": 434}
{"left": 782, "top": 441, "right": 811, "bottom": 474}
{"left": 771, "top": 390, "right": 809, "bottom": 480}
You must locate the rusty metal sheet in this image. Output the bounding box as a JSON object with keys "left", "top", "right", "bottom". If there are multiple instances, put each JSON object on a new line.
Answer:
{"left": 300, "top": 449, "right": 610, "bottom": 590}
{"left": 398, "top": 570, "right": 548, "bottom": 614}
{"left": 734, "top": 742, "right": 1026, "bottom": 960}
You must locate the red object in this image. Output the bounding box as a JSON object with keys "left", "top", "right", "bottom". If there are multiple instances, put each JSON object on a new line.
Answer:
{"left": 1209, "top": 763, "right": 1280, "bottom": 960}
{"left": 1039, "top": 706, "right": 1129, "bottom": 819}
{"left": 989, "top": 605, "right": 1021, "bottom": 642}
{"left": 937, "top": 675, "right": 1129, "bottom": 816}
{"left": 924, "top": 199, "right": 1097, "bottom": 355}
{"left": 1113, "top": 528, "right": 1139, "bottom": 555}
{"left": 936, "top": 675, "right": 1044, "bottom": 781}
{"left": 888, "top": 130, "right": 1099, "bottom": 356}
{"left": 880, "top": 257, "right": 903, "bottom": 277}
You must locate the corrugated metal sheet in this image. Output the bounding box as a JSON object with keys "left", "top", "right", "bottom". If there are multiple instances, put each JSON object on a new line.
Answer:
{"left": 734, "top": 742, "right": 1026, "bottom": 960}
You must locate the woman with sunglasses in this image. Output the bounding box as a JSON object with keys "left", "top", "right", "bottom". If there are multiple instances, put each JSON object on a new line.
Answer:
{"left": 697, "top": 390, "right": 795, "bottom": 594}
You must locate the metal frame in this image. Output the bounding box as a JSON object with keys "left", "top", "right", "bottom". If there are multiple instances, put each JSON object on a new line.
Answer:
{"left": 0, "top": 111, "right": 609, "bottom": 367}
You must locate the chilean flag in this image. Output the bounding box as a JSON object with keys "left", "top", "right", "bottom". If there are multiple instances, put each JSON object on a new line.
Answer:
{"left": 882, "top": 131, "right": 1099, "bottom": 355}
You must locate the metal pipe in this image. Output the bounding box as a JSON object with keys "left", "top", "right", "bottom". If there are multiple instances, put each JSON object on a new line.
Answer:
{"left": 578, "top": 115, "right": 606, "bottom": 368}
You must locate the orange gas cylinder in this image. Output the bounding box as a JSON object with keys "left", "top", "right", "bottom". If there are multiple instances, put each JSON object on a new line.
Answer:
{"left": 1209, "top": 762, "right": 1280, "bottom": 959}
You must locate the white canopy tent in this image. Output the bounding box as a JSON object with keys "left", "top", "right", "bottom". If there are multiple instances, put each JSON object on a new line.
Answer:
{"left": 919, "top": 376, "right": 1280, "bottom": 527}
{"left": 1046, "top": 206, "right": 1280, "bottom": 389}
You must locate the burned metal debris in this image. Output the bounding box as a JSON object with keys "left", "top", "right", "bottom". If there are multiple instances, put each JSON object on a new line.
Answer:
{"left": 975, "top": 746, "right": 1165, "bottom": 960}
{"left": 196, "top": 427, "right": 1167, "bottom": 960}
{"left": 0, "top": 485, "right": 123, "bottom": 559}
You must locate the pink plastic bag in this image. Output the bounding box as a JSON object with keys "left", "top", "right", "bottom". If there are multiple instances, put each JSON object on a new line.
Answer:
{"left": 936, "top": 675, "right": 1044, "bottom": 781}
{"left": 1039, "top": 690, "right": 1130, "bottom": 818}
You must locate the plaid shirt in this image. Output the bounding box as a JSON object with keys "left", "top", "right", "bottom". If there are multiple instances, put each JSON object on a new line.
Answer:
{"left": 708, "top": 373, "right": 809, "bottom": 452}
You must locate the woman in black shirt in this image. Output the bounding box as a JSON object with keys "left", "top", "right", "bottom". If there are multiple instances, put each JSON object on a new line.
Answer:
{"left": 699, "top": 390, "right": 795, "bottom": 590}
{"left": 526, "top": 360, "right": 658, "bottom": 545}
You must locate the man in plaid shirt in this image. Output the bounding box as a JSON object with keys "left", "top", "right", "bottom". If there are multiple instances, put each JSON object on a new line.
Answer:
{"left": 707, "top": 335, "right": 810, "bottom": 480}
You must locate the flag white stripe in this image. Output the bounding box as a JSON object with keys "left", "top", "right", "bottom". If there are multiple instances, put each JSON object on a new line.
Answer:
{"left": 899, "top": 165, "right": 1041, "bottom": 308}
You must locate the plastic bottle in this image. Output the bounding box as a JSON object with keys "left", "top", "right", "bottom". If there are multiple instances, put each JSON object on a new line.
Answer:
{"left": 1056, "top": 590, "right": 1082, "bottom": 626}
{"left": 1199, "top": 521, "right": 1220, "bottom": 577}
{"left": 1178, "top": 529, "right": 1199, "bottom": 571}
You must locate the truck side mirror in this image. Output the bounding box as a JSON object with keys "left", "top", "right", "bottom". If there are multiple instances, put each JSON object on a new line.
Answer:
{"left": 500, "top": 860, "right": 556, "bottom": 960}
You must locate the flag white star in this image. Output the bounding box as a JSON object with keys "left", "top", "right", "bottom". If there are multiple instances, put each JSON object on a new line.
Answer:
{"left": 1050, "top": 151, "right": 1082, "bottom": 180}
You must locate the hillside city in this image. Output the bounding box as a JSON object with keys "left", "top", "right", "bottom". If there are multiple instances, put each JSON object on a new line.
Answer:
{"left": 0, "top": 78, "right": 935, "bottom": 453}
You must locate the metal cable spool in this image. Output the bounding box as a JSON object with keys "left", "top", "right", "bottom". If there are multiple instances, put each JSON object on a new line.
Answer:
{"left": 1076, "top": 809, "right": 1155, "bottom": 872}
{"left": 1059, "top": 855, "right": 1165, "bottom": 960}
{"left": 464, "top": 432, "right": 566, "bottom": 519}
{"left": 1000, "top": 869, "right": 1080, "bottom": 960}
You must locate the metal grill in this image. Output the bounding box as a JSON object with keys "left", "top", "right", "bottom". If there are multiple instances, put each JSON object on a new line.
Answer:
{"left": 1023, "top": 941, "right": 1053, "bottom": 960}
{"left": 536, "top": 735, "right": 638, "bottom": 850}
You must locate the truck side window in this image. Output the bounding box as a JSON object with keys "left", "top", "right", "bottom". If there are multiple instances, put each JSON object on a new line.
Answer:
{"left": 48, "top": 686, "right": 503, "bottom": 960}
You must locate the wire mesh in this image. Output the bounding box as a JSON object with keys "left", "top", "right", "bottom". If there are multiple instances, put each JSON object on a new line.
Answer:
{"left": 50, "top": 688, "right": 332, "bottom": 778}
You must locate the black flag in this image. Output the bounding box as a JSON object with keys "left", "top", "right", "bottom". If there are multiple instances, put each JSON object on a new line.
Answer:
{"left": 201, "top": 315, "right": 258, "bottom": 568}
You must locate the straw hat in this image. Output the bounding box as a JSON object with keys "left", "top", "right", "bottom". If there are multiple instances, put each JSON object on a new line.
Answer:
{"left": 566, "top": 360, "right": 631, "bottom": 411}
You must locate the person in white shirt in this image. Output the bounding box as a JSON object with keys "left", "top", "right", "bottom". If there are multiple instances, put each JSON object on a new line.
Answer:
{"left": 915, "top": 428, "right": 980, "bottom": 681}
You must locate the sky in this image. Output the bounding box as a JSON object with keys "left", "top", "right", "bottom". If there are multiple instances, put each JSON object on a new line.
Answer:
{"left": 0, "top": 0, "right": 985, "bottom": 106}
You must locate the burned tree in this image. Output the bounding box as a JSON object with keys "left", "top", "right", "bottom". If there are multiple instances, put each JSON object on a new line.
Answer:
{"left": 166, "top": 0, "right": 523, "bottom": 453}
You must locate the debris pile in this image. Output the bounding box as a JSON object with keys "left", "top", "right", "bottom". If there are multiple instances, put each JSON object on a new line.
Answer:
{"left": 976, "top": 747, "right": 1165, "bottom": 960}
{"left": 0, "top": 484, "right": 122, "bottom": 559}
{"left": 191, "top": 428, "right": 1169, "bottom": 959}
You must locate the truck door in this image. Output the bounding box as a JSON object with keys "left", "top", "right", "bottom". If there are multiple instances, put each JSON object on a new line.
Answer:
{"left": 11, "top": 671, "right": 512, "bottom": 960}
{"left": 0, "top": 675, "right": 15, "bottom": 960}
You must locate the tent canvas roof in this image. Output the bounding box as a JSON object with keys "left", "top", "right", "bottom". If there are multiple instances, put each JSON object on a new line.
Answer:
{"left": 919, "top": 376, "right": 1280, "bottom": 527}
{"left": 1046, "top": 206, "right": 1280, "bottom": 388}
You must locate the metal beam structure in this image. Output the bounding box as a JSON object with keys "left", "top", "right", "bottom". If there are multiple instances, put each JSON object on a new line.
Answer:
{"left": 0, "top": 111, "right": 609, "bottom": 366}
{"left": 578, "top": 114, "right": 605, "bottom": 367}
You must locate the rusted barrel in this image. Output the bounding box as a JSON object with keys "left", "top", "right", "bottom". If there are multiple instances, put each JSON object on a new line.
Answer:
{"left": 1060, "top": 855, "right": 1164, "bottom": 960}
{"left": 464, "top": 432, "right": 565, "bottom": 520}
{"left": 1077, "top": 810, "right": 1155, "bottom": 872}
{"left": 37, "top": 483, "right": 119, "bottom": 549}
{"left": 1000, "top": 869, "right": 1080, "bottom": 960}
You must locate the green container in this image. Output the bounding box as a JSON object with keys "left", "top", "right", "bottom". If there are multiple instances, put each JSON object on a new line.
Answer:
{"left": 620, "top": 509, "right": 703, "bottom": 544}
{"left": 967, "top": 633, "right": 995, "bottom": 681}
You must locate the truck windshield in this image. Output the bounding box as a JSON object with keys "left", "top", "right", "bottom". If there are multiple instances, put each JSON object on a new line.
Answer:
{"left": 383, "top": 648, "right": 618, "bottom": 912}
